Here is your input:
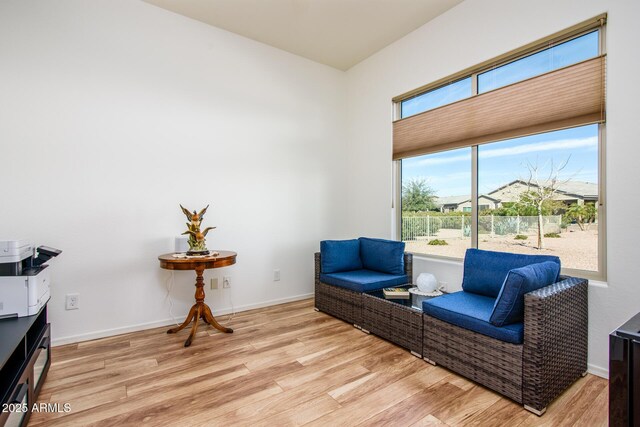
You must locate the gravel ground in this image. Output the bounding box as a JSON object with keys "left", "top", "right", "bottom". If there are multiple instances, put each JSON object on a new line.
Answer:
{"left": 405, "top": 226, "right": 598, "bottom": 271}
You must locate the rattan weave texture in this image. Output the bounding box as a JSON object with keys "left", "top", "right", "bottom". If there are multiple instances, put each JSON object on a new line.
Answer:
{"left": 362, "top": 292, "right": 423, "bottom": 355}
{"left": 423, "top": 276, "right": 588, "bottom": 412}
{"left": 314, "top": 252, "right": 413, "bottom": 328}
{"left": 523, "top": 276, "right": 588, "bottom": 411}
{"left": 424, "top": 315, "right": 523, "bottom": 401}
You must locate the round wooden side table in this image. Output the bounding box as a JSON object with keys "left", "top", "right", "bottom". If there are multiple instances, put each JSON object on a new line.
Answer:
{"left": 158, "top": 251, "right": 237, "bottom": 347}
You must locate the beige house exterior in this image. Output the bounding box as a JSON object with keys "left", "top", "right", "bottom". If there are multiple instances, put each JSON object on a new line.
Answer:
{"left": 451, "top": 195, "right": 501, "bottom": 213}
{"left": 487, "top": 180, "right": 598, "bottom": 206}
{"left": 434, "top": 180, "right": 598, "bottom": 212}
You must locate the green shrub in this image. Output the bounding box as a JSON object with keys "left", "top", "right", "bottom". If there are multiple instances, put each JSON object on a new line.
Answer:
{"left": 565, "top": 203, "right": 597, "bottom": 231}
{"left": 544, "top": 232, "right": 561, "bottom": 238}
{"left": 514, "top": 234, "right": 528, "bottom": 240}
{"left": 428, "top": 239, "right": 448, "bottom": 246}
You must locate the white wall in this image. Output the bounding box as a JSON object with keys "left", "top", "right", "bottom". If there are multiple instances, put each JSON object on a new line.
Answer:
{"left": 0, "top": 0, "right": 349, "bottom": 344}
{"left": 346, "top": 0, "right": 640, "bottom": 376}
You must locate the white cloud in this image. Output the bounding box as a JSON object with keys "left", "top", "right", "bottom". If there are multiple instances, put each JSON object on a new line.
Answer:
{"left": 413, "top": 152, "right": 471, "bottom": 166}
{"left": 479, "top": 137, "right": 597, "bottom": 159}
{"left": 410, "top": 136, "right": 597, "bottom": 167}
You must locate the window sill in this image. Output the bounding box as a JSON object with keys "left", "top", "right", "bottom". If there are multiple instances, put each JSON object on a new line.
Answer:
{"left": 587, "top": 279, "right": 608, "bottom": 288}
{"left": 410, "top": 253, "right": 608, "bottom": 287}
{"left": 408, "top": 253, "right": 463, "bottom": 265}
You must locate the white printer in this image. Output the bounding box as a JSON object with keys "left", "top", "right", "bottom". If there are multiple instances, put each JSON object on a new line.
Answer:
{"left": 0, "top": 240, "right": 62, "bottom": 318}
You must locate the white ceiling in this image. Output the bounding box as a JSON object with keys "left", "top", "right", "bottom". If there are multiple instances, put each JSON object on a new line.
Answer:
{"left": 143, "top": 0, "right": 463, "bottom": 70}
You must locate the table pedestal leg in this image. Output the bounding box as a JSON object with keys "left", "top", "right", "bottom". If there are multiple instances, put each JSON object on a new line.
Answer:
{"left": 202, "top": 304, "right": 234, "bottom": 333}
{"left": 166, "top": 266, "right": 233, "bottom": 347}
{"left": 167, "top": 304, "right": 197, "bottom": 334}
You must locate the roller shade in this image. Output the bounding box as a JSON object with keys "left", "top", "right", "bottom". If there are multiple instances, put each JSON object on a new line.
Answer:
{"left": 393, "top": 55, "right": 606, "bottom": 160}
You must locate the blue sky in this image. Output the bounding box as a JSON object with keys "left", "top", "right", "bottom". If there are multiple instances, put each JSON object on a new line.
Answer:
{"left": 478, "top": 30, "right": 598, "bottom": 93}
{"left": 401, "top": 30, "right": 599, "bottom": 118}
{"left": 402, "top": 124, "right": 599, "bottom": 197}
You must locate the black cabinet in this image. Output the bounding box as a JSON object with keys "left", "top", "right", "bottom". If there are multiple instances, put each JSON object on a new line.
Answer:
{"left": 610, "top": 311, "right": 640, "bottom": 427}
{"left": 0, "top": 306, "right": 51, "bottom": 427}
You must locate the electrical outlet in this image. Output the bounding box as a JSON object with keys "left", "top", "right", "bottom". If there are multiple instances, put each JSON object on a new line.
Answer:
{"left": 223, "top": 276, "right": 231, "bottom": 288}
{"left": 273, "top": 269, "right": 281, "bottom": 281}
{"left": 65, "top": 293, "right": 79, "bottom": 310}
{"left": 210, "top": 278, "right": 218, "bottom": 289}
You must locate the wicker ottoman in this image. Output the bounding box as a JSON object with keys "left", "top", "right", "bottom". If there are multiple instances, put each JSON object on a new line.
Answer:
{"left": 362, "top": 286, "right": 425, "bottom": 357}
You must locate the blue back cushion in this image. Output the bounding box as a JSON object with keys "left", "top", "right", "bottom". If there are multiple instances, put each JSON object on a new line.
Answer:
{"left": 359, "top": 237, "right": 405, "bottom": 275}
{"left": 320, "top": 239, "right": 362, "bottom": 273}
{"left": 490, "top": 261, "right": 561, "bottom": 326}
{"left": 462, "top": 249, "right": 560, "bottom": 298}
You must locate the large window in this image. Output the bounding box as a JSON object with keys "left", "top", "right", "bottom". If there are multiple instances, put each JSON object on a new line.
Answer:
{"left": 396, "top": 19, "right": 605, "bottom": 278}
{"left": 401, "top": 125, "right": 601, "bottom": 274}
{"left": 477, "top": 125, "right": 599, "bottom": 271}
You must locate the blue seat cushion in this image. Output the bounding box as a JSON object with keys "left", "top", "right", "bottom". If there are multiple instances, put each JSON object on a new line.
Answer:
{"left": 461, "top": 248, "right": 560, "bottom": 298}
{"left": 359, "top": 237, "right": 405, "bottom": 275}
{"left": 320, "top": 239, "right": 362, "bottom": 274}
{"left": 320, "top": 270, "right": 409, "bottom": 293}
{"left": 490, "top": 261, "right": 560, "bottom": 326}
{"left": 423, "top": 291, "right": 524, "bottom": 344}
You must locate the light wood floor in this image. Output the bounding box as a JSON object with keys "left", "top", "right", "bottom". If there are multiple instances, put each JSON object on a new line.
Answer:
{"left": 29, "top": 299, "right": 608, "bottom": 426}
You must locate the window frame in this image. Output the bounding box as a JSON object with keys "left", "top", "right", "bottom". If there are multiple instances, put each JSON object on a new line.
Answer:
{"left": 393, "top": 17, "right": 607, "bottom": 281}
{"left": 393, "top": 14, "right": 606, "bottom": 106}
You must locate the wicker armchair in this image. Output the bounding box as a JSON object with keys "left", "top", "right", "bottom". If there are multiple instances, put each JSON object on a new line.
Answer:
{"left": 423, "top": 276, "right": 588, "bottom": 415}
{"left": 314, "top": 252, "right": 413, "bottom": 328}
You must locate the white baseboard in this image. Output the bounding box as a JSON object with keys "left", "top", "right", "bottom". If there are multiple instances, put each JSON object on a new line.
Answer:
{"left": 588, "top": 363, "right": 608, "bottom": 379}
{"left": 51, "top": 292, "right": 314, "bottom": 346}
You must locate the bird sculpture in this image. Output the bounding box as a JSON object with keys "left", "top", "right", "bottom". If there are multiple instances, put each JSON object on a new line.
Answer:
{"left": 180, "top": 204, "right": 216, "bottom": 254}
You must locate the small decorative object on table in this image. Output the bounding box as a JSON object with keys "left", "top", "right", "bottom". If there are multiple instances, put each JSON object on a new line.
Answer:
{"left": 180, "top": 204, "right": 216, "bottom": 255}
{"left": 383, "top": 287, "right": 410, "bottom": 299}
{"left": 172, "top": 251, "right": 219, "bottom": 259}
{"left": 416, "top": 272, "right": 439, "bottom": 294}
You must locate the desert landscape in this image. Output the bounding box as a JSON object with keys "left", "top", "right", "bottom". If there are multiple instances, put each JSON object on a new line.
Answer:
{"left": 405, "top": 225, "right": 598, "bottom": 271}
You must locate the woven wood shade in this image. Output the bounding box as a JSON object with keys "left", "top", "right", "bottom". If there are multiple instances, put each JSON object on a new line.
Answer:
{"left": 393, "top": 56, "right": 606, "bottom": 160}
